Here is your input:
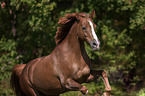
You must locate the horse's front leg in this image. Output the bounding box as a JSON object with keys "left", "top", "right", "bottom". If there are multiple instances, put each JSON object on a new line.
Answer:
{"left": 87, "top": 70, "right": 111, "bottom": 93}
{"left": 61, "top": 78, "right": 88, "bottom": 95}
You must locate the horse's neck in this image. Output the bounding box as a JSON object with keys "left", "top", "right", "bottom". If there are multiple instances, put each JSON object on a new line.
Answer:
{"left": 61, "top": 22, "right": 90, "bottom": 61}
{"left": 56, "top": 21, "right": 91, "bottom": 66}
{"left": 64, "top": 22, "right": 91, "bottom": 66}
{"left": 64, "top": 22, "right": 84, "bottom": 54}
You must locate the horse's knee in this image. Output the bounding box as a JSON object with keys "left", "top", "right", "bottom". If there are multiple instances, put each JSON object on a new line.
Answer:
{"left": 102, "top": 70, "right": 108, "bottom": 77}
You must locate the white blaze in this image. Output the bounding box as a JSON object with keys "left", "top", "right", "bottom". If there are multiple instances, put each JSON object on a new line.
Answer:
{"left": 88, "top": 20, "right": 100, "bottom": 45}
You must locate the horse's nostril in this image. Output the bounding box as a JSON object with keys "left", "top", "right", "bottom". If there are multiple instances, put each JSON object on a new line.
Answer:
{"left": 93, "top": 42, "right": 97, "bottom": 45}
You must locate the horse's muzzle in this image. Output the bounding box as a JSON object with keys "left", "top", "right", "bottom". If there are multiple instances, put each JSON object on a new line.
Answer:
{"left": 89, "top": 40, "right": 100, "bottom": 51}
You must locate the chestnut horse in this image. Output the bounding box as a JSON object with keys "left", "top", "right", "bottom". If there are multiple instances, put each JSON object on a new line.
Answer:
{"left": 10, "top": 10, "right": 111, "bottom": 96}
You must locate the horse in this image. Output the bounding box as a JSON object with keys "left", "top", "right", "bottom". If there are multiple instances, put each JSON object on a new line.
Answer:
{"left": 10, "top": 10, "right": 111, "bottom": 96}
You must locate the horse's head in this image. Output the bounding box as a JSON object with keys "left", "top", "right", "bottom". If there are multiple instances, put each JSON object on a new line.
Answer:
{"left": 76, "top": 10, "right": 100, "bottom": 51}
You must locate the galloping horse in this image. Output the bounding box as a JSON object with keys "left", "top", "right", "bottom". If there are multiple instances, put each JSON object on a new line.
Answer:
{"left": 10, "top": 10, "right": 111, "bottom": 96}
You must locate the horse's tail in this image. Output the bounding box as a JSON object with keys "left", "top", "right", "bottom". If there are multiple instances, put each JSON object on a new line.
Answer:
{"left": 10, "top": 64, "right": 26, "bottom": 96}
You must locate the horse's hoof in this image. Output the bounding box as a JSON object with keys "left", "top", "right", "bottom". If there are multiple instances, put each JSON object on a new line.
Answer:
{"left": 105, "top": 87, "right": 111, "bottom": 92}
{"left": 81, "top": 90, "right": 88, "bottom": 96}
{"left": 80, "top": 86, "right": 88, "bottom": 95}
{"left": 103, "top": 91, "right": 110, "bottom": 96}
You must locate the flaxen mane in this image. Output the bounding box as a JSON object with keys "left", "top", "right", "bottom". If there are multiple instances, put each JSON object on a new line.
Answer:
{"left": 55, "top": 12, "right": 90, "bottom": 45}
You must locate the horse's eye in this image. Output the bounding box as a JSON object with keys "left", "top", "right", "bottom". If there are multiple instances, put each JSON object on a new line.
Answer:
{"left": 82, "top": 26, "right": 86, "bottom": 30}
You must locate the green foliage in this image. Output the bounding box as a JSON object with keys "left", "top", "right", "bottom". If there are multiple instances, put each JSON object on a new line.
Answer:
{"left": 136, "top": 88, "right": 145, "bottom": 96}
{"left": 0, "top": 37, "right": 21, "bottom": 80}
{"left": 130, "top": 88, "right": 145, "bottom": 96}
{"left": 0, "top": 37, "right": 22, "bottom": 95}
{"left": 60, "top": 91, "right": 81, "bottom": 96}
{"left": 8, "top": 0, "right": 57, "bottom": 62}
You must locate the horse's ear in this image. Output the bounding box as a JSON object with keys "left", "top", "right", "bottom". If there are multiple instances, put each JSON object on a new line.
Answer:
{"left": 75, "top": 11, "right": 80, "bottom": 20}
{"left": 90, "top": 10, "right": 95, "bottom": 19}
